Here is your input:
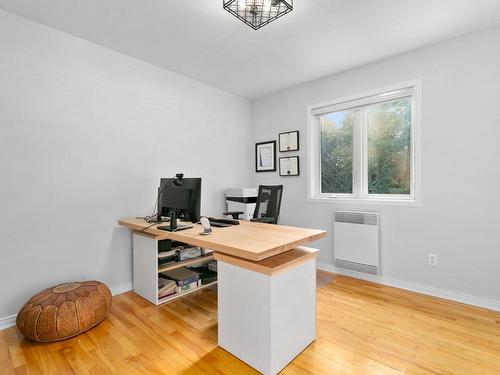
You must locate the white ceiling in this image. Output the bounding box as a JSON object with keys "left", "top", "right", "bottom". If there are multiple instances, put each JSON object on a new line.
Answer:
{"left": 2, "top": 0, "right": 500, "bottom": 99}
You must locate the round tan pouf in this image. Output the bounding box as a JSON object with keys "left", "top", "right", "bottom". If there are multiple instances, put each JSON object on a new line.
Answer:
{"left": 16, "top": 281, "right": 112, "bottom": 342}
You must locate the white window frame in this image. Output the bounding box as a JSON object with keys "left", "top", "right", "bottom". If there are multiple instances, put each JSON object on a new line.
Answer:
{"left": 307, "top": 80, "right": 422, "bottom": 206}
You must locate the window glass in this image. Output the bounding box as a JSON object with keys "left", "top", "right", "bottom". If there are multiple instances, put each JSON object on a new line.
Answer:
{"left": 320, "top": 110, "right": 354, "bottom": 194}
{"left": 367, "top": 98, "right": 412, "bottom": 195}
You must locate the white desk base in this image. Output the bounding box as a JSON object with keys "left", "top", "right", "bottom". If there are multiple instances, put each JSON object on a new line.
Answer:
{"left": 217, "top": 258, "right": 317, "bottom": 375}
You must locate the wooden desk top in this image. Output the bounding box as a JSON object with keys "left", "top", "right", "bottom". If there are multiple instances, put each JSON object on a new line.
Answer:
{"left": 118, "top": 218, "right": 326, "bottom": 261}
{"left": 214, "top": 246, "right": 319, "bottom": 276}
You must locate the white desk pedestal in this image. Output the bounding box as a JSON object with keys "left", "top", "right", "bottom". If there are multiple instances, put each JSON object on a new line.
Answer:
{"left": 216, "top": 249, "right": 317, "bottom": 375}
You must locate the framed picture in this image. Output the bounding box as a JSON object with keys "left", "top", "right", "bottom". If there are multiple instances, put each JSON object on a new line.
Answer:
{"left": 255, "top": 141, "right": 276, "bottom": 172}
{"left": 279, "top": 131, "right": 299, "bottom": 152}
{"left": 279, "top": 156, "right": 300, "bottom": 176}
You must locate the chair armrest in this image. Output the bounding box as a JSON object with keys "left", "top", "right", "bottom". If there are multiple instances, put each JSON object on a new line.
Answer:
{"left": 250, "top": 217, "right": 275, "bottom": 224}
{"left": 223, "top": 211, "right": 244, "bottom": 219}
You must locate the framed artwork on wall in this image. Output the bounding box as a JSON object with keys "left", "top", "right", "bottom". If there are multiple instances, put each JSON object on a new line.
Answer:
{"left": 279, "top": 131, "right": 299, "bottom": 152}
{"left": 255, "top": 140, "right": 276, "bottom": 172}
{"left": 279, "top": 156, "right": 300, "bottom": 176}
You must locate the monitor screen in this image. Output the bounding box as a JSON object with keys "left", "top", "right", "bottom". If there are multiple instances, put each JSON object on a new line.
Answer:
{"left": 163, "top": 187, "right": 192, "bottom": 210}
{"left": 158, "top": 177, "right": 201, "bottom": 222}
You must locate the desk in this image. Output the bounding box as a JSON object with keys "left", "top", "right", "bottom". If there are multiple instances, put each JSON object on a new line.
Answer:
{"left": 119, "top": 218, "right": 326, "bottom": 375}
{"left": 118, "top": 218, "right": 325, "bottom": 261}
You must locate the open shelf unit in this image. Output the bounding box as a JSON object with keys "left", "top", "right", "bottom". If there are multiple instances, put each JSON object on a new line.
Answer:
{"left": 132, "top": 233, "right": 217, "bottom": 306}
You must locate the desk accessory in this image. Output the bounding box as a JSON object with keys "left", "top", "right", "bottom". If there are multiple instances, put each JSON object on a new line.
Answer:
{"left": 200, "top": 217, "right": 212, "bottom": 235}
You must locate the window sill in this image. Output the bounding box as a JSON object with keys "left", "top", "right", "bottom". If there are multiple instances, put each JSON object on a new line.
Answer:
{"left": 307, "top": 196, "right": 421, "bottom": 207}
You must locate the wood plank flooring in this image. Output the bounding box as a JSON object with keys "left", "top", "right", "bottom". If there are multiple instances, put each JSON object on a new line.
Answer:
{"left": 1, "top": 271, "right": 500, "bottom": 374}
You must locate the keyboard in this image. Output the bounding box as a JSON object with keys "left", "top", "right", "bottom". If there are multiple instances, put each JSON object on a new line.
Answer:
{"left": 208, "top": 221, "right": 232, "bottom": 228}
{"left": 206, "top": 217, "right": 240, "bottom": 227}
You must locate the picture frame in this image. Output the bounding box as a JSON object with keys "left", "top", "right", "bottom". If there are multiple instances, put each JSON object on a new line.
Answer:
{"left": 255, "top": 140, "right": 276, "bottom": 172}
{"left": 279, "top": 156, "right": 300, "bottom": 176}
{"left": 279, "top": 131, "right": 299, "bottom": 152}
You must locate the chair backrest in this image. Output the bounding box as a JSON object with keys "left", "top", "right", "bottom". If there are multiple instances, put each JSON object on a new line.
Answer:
{"left": 253, "top": 185, "right": 283, "bottom": 224}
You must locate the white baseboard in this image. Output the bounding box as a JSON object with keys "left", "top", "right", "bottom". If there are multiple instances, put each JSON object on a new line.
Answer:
{"left": 0, "top": 315, "right": 17, "bottom": 331}
{"left": 317, "top": 262, "right": 500, "bottom": 312}
{"left": 0, "top": 281, "right": 134, "bottom": 332}
{"left": 110, "top": 281, "right": 133, "bottom": 296}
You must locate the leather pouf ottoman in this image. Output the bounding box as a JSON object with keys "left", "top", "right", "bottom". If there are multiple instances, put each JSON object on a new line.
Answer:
{"left": 16, "top": 281, "right": 112, "bottom": 342}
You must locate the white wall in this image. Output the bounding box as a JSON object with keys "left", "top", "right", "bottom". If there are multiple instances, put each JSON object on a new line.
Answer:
{"left": 252, "top": 25, "right": 500, "bottom": 303}
{"left": 0, "top": 9, "right": 252, "bottom": 320}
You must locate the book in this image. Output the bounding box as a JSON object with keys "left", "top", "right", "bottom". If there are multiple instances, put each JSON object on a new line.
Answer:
{"left": 158, "top": 289, "right": 176, "bottom": 299}
{"left": 158, "top": 278, "right": 176, "bottom": 294}
{"left": 174, "top": 280, "right": 200, "bottom": 294}
{"left": 160, "top": 267, "right": 200, "bottom": 286}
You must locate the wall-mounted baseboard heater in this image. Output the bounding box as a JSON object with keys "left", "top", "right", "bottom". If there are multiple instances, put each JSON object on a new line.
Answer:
{"left": 333, "top": 211, "right": 380, "bottom": 275}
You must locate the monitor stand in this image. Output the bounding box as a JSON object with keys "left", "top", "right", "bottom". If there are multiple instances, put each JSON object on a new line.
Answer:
{"left": 158, "top": 223, "right": 193, "bottom": 232}
{"left": 157, "top": 210, "right": 193, "bottom": 232}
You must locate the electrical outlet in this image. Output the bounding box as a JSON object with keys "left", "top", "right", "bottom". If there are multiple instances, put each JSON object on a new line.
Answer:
{"left": 428, "top": 253, "right": 438, "bottom": 266}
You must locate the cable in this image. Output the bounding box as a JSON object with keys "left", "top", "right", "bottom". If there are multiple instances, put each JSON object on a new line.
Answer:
{"left": 152, "top": 175, "right": 184, "bottom": 220}
{"left": 140, "top": 219, "right": 199, "bottom": 233}
{"left": 138, "top": 175, "right": 184, "bottom": 223}
{"left": 137, "top": 217, "right": 169, "bottom": 232}
{"left": 136, "top": 214, "right": 157, "bottom": 221}
{"left": 139, "top": 222, "right": 159, "bottom": 232}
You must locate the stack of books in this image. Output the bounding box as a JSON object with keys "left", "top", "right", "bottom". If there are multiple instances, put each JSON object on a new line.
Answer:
{"left": 158, "top": 249, "right": 180, "bottom": 267}
{"left": 160, "top": 267, "right": 201, "bottom": 294}
{"left": 158, "top": 277, "right": 176, "bottom": 299}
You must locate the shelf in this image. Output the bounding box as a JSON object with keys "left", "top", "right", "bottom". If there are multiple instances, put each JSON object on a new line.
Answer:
{"left": 158, "top": 281, "right": 217, "bottom": 305}
{"left": 158, "top": 253, "right": 214, "bottom": 273}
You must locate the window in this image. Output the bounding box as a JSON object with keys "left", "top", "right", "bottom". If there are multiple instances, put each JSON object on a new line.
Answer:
{"left": 308, "top": 81, "right": 421, "bottom": 204}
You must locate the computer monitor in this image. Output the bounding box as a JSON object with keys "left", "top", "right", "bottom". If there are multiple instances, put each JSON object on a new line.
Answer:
{"left": 157, "top": 176, "right": 201, "bottom": 231}
{"left": 162, "top": 186, "right": 193, "bottom": 211}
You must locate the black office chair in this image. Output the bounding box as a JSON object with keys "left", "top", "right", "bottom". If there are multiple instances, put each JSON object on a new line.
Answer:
{"left": 224, "top": 185, "right": 283, "bottom": 224}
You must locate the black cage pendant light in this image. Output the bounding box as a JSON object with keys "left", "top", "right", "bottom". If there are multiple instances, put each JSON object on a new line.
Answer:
{"left": 223, "top": 0, "right": 293, "bottom": 30}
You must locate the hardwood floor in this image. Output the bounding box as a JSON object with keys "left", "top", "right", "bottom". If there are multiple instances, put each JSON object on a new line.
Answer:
{"left": 2, "top": 271, "right": 500, "bottom": 374}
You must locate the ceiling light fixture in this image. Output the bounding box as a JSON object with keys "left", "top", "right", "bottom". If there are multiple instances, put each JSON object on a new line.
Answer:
{"left": 223, "top": 0, "right": 293, "bottom": 30}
